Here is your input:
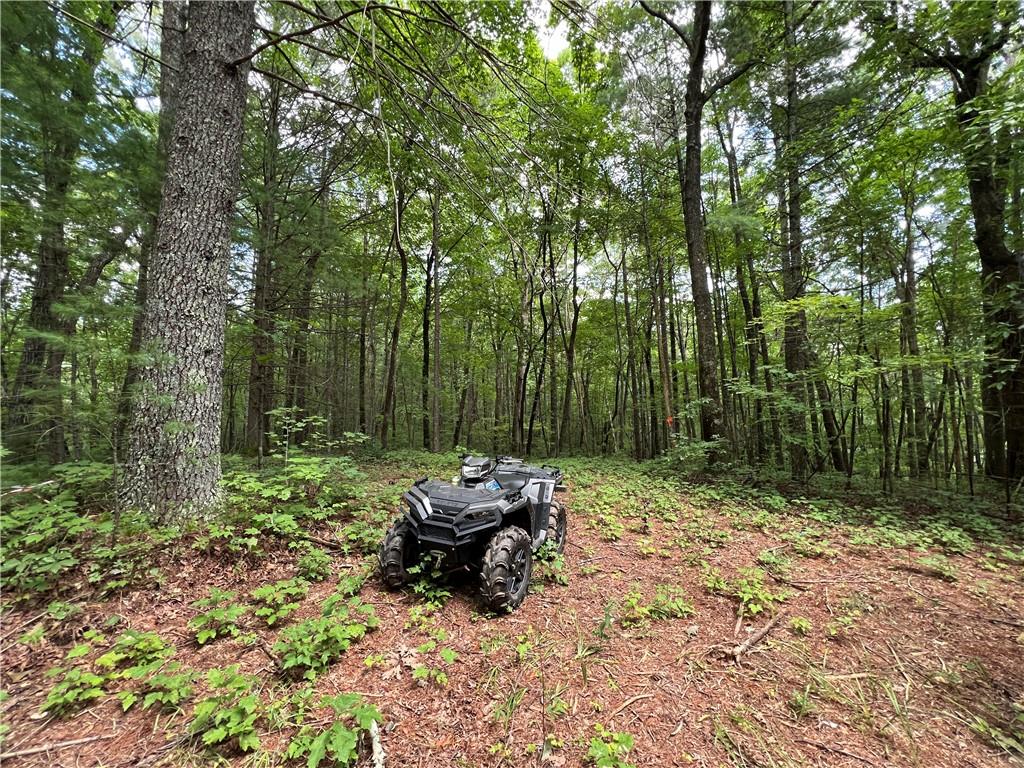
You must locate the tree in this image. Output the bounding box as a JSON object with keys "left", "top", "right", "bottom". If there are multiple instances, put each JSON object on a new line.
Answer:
{"left": 121, "top": 1, "right": 255, "bottom": 520}
{"left": 869, "top": 1, "right": 1023, "bottom": 480}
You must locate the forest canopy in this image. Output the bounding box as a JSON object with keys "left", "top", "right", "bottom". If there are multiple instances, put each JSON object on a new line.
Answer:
{"left": 1, "top": 0, "right": 1022, "bottom": 517}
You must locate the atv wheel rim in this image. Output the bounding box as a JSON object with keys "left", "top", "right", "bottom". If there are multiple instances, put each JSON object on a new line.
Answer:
{"left": 510, "top": 547, "right": 528, "bottom": 594}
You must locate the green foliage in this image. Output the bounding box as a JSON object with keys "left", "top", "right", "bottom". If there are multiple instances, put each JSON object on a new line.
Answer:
{"left": 221, "top": 454, "right": 364, "bottom": 519}
{"left": 284, "top": 693, "right": 382, "bottom": 768}
{"left": 95, "top": 630, "right": 173, "bottom": 675}
{"left": 250, "top": 578, "right": 309, "bottom": 626}
{"left": 587, "top": 724, "right": 636, "bottom": 768}
{"left": 619, "top": 584, "right": 694, "bottom": 627}
{"left": 0, "top": 493, "right": 86, "bottom": 597}
{"left": 411, "top": 638, "right": 458, "bottom": 687}
{"left": 535, "top": 539, "right": 569, "bottom": 585}
{"left": 297, "top": 545, "right": 332, "bottom": 581}
{"left": 43, "top": 666, "right": 106, "bottom": 715}
{"left": 189, "top": 665, "right": 262, "bottom": 752}
{"left": 119, "top": 665, "right": 195, "bottom": 713}
{"left": 189, "top": 588, "right": 248, "bottom": 644}
{"left": 274, "top": 598, "right": 378, "bottom": 679}
{"left": 703, "top": 566, "right": 789, "bottom": 615}
{"left": 789, "top": 616, "right": 813, "bottom": 636}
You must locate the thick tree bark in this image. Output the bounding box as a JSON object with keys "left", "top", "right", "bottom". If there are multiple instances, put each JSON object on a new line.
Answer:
{"left": 121, "top": 1, "right": 255, "bottom": 521}
{"left": 117, "top": 0, "right": 186, "bottom": 454}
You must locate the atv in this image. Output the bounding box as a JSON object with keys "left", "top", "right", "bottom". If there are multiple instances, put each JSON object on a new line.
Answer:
{"left": 378, "top": 456, "right": 567, "bottom": 611}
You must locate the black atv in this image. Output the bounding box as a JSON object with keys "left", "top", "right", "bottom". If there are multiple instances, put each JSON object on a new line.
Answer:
{"left": 378, "top": 456, "right": 567, "bottom": 611}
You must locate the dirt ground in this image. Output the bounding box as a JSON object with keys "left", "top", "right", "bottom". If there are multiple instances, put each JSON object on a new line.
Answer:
{"left": 2, "top": 457, "right": 1022, "bottom": 767}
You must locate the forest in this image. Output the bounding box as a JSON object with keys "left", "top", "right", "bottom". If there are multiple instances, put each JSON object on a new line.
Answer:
{"left": 1, "top": 1, "right": 1022, "bottom": 767}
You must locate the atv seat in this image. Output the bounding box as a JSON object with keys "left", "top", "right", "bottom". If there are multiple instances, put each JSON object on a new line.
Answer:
{"left": 491, "top": 470, "right": 531, "bottom": 492}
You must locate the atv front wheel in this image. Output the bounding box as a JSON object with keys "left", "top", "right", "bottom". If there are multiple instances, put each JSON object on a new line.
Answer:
{"left": 548, "top": 501, "right": 567, "bottom": 554}
{"left": 480, "top": 526, "right": 532, "bottom": 612}
{"left": 379, "top": 520, "right": 416, "bottom": 590}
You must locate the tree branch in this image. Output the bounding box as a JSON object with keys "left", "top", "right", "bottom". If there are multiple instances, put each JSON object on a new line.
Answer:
{"left": 639, "top": 0, "right": 693, "bottom": 53}
{"left": 233, "top": 3, "right": 380, "bottom": 66}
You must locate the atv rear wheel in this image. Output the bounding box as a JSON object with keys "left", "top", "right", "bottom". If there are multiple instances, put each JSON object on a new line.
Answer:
{"left": 480, "top": 526, "right": 532, "bottom": 612}
{"left": 548, "top": 501, "right": 567, "bottom": 554}
{"left": 379, "top": 520, "right": 416, "bottom": 590}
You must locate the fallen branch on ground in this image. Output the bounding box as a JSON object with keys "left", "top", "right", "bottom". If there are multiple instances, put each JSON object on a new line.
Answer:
{"left": 722, "top": 612, "right": 786, "bottom": 661}
{"left": 370, "top": 720, "right": 385, "bottom": 768}
{"left": 609, "top": 692, "right": 654, "bottom": 718}
{"left": 0, "top": 734, "right": 114, "bottom": 760}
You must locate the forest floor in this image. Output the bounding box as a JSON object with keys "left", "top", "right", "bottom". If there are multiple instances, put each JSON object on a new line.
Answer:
{"left": 2, "top": 452, "right": 1023, "bottom": 768}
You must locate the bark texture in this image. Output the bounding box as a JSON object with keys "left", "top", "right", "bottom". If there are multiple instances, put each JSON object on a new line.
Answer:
{"left": 122, "top": 1, "right": 255, "bottom": 520}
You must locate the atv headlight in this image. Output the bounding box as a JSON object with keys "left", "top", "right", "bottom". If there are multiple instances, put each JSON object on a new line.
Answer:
{"left": 461, "top": 465, "right": 482, "bottom": 479}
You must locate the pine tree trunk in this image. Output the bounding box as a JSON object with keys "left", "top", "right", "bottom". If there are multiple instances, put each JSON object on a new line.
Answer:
{"left": 117, "top": 0, "right": 186, "bottom": 454}
{"left": 121, "top": 0, "right": 255, "bottom": 521}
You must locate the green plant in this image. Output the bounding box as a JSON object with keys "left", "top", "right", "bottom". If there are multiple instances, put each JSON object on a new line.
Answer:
{"left": 46, "top": 600, "right": 83, "bottom": 622}
{"left": 411, "top": 640, "right": 458, "bottom": 686}
{"left": 789, "top": 616, "right": 812, "bottom": 636}
{"left": 250, "top": 578, "right": 309, "bottom": 626}
{"left": 274, "top": 598, "right": 378, "bottom": 679}
{"left": 297, "top": 546, "right": 332, "bottom": 582}
{"left": 193, "top": 522, "right": 260, "bottom": 555}
{"left": 916, "top": 553, "right": 959, "bottom": 581}
{"left": 285, "top": 693, "right": 383, "bottom": 768}
{"left": 336, "top": 520, "right": 381, "bottom": 556}
{"left": 493, "top": 685, "right": 526, "bottom": 725}
{"left": 189, "top": 665, "right": 262, "bottom": 752}
{"left": 587, "top": 724, "right": 636, "bottom": 768}
{"left": 119, "top": 664, "right": 195, "bottom": 712}
{"left": 705, "top": 566, "right": 788, "bottom": 616}
{"left": 95, "top": 630, "right": 173, "bottom": 675}
{"left": 189, "top": 588, "right": 248, "bottom": 644}
{"left": 756, "top": 548, "right": 791, "bottom": 576}
{"left": 43, "top": 667, "right": 106, "bottom": 715}
{"left": 535, "top": 539, "right": 569, "bottom": 585}
{"left": 650, "top": 585, "right": 695, "bottom": 620}
{"left": 788, "top": 686, "right": 816, "bottom": 718}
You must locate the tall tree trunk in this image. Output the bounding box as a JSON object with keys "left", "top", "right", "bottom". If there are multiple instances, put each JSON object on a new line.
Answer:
{"left": 245, "top": 74, "right": 281, "bottom": 455}
{"left": 431, "top": 191, "right": 443, "bottom": 453}
{"left": 781, "top": 0, "right": 809, "bottom": 478}
{"left": 421, "top": 197, "right": 435, "bottom": 450}
{"left": 122, "top": 0, "right": 255, "bottom": 521}
{"left": 621, "top": 246, "right": 642, "bottom": 460}
{"left": 668, "top": 6, "right": 723, "bottom": 452}
{"left": 379, "top": 186, "right": 409, "bottom": 449}
{"left": 6, "top": 3, "right": 125, "bottom": 461}
{"left": 117, "top": 0, "right": 186, "bottom": 454}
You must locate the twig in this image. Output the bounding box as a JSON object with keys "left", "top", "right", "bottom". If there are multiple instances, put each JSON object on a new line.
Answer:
{"left": 798, "top": 738, "right": 875, "bottom": 765}
{"left": 726, "top": 612, "right": 786, "bottom": 660}
{"left": 0, "top": 480, "right": 56, "bottom": 497}
{"left": 0, "top": 734, "right": 114, "bottom": 759}
{"left": 0, "top": 610, "right": 49, "bottom": 644}
{"left": 609, "top": 692, "right": 654, "bottom": 718}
